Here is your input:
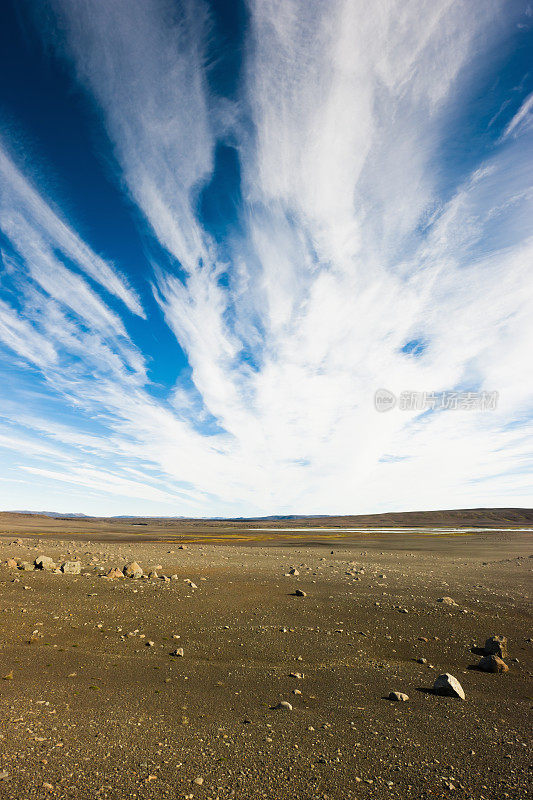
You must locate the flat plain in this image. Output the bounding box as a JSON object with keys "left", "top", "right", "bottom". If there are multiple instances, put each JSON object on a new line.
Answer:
{"left": 0, "top": 511, "right": 531, "bottom": 799}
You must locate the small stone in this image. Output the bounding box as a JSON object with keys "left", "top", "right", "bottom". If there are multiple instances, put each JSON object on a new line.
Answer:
{"left": 478, "top": 654, "right": 509, "bottom": 673}
{"left": 388, "top": 691, "right": 409, "bottom": 701}
{"left": 417, "top": 657, "right": 427, "bottom": 664}
{"left": 294, "top": 589, "right": 307, "bottom": 597}
{"left": 0, "top": 771, "right": 8, "bottom": 780}
{"left": 2, "top": 671, "right": 13, "bottom": 680}
{"left": 170, "top": 648, "right": 184, "bottom": 657}
{"left": 433, "top": 673, "right": 465, "bottom": 700}
{"left": 61, "top": 561, "right": 81, "bottom": 575}
{"left": 273, "top": 701, "right": 293, "bottom": 711}
{"left": 146, "top": 641, "right": 155, "bottom": 648}
{"left": 148, "top": 571, "right": 159, "bottom": 579}
{"left": 35, "top": 556, "right": 56, "bottom": 571}
{"left": 289, "top": 567, "right": 300, "bottom": 576}
{"left": 193, "top": 777, "right": 204, "bottom": 785}
{"left": 437, "top": 597, "right": 457, "bottom": 606}
{"left": 292, "top": 689, "right": 302, "bottom": 695}
{"left": 483, "top": 635, "right": 508, "bottom": 658}
{"left": 5, "top": 558, "right": 18, "bottom": 569}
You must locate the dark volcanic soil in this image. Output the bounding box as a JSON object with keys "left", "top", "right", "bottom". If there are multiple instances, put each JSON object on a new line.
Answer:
{"left": 0, "top": 532, "right": 531, "bottom": 799}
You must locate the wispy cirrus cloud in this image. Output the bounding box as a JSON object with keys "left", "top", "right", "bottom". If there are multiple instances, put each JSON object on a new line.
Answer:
{"left": 0, "top": 143, "right": 143, "bottom": 316}
{"left": 0, "top": 0, "right": 531, "bottom": 515}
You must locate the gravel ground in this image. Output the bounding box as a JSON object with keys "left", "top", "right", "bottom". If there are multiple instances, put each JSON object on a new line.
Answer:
{"left": 0, "top": 532, "right": 531, "bottom": 799}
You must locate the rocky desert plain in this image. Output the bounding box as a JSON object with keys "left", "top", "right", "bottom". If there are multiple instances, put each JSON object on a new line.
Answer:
{"left": 0, "top": 509, "right": 531, "bottom": 800}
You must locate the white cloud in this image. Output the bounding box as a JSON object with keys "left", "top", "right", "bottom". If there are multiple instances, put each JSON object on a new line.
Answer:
{"left": 500, "top": 91, "right": 533, "bottom": 140}
{"left": 0, "top": 299, "right": 57, "bottom": 368}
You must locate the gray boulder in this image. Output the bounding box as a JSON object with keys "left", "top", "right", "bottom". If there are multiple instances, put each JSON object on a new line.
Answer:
{"left": 61, "top": 561, "right": 81, "bottom": 575}
{"left": 35, "top": 555, "right": 56, "bottom": 571}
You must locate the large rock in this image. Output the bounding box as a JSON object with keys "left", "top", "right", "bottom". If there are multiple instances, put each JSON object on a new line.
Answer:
{"left": 478, "top": 654, "right": 509, "bottom": 673}
{"left": 124, "top": 562, "right": 143, "bottom": 579}
{"left": 61, "top": 561, "right": 81, "bottom": 575}
{"left": 433, "top": 673, "right": 465, "bottom": 700}
{"left": 34, "top": 555, "right": 56, "bottom": 571}
{"left": 19, "top": 561, "right": 34, "bottom": 571}
{"left": 484, "top": 635, "right": 507, "bottom": 658}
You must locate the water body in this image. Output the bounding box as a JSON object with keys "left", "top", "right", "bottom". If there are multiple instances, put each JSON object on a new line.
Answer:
{"left": 248, "top": 527, "right": 533, "bottom": 534}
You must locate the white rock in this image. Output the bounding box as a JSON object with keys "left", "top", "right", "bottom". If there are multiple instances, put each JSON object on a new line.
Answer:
{"left": 433, "top": 673, "right": 465, "bottom": 700}
{"left": 274, "top": 701, "right": 293, "bottom": 711}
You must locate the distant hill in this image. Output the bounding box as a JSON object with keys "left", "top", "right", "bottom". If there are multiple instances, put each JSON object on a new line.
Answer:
{"left": 11, "top": 511, "right": 90, "bottom": 518}
{"left": 2, "top": 507, "right": 532, "bottom": 527}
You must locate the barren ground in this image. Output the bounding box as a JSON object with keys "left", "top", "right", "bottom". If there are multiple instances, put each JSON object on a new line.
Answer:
{"left": 0, "top": 524, "right": 531, "bottom": 799}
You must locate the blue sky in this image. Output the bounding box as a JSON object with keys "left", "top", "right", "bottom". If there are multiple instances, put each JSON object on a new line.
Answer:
{"left": 0, "top": 0, "right": 531, "bottom": 517}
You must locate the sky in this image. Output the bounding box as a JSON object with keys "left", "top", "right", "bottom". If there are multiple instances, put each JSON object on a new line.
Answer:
{"left": 0, "top": 0, "right": 532, "bottom": 517}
